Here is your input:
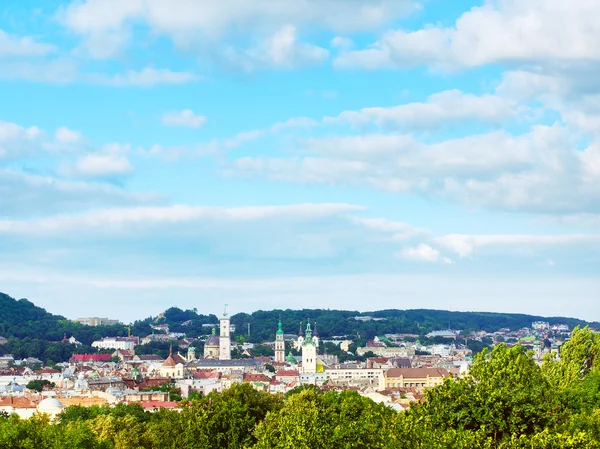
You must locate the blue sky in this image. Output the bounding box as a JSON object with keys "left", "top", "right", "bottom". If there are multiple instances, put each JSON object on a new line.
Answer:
{"left": 1, "top": 0, "right": 600, "bottom": 322}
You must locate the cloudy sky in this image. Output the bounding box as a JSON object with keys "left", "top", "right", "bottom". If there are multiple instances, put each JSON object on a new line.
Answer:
{"left": 1, "top": 0, "right": 599, "bottom": 322}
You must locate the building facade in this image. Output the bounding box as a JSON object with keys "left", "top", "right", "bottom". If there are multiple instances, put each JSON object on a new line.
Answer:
{"left": 76, "top": 317, "right": 120, "bottom": 326}
{"left": 91, "top": 337, "right": 137, "bottom": 351}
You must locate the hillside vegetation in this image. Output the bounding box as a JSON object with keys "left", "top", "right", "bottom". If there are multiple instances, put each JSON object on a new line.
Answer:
{"left": 1, "top": 291, "right": 597, "bottom": 363}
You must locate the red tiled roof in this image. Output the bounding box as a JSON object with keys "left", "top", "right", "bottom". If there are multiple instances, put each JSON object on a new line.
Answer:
{"left": 243, "top": 373, "right": 271, "bottom": 383}
{"left": 137, "top": 355, "right": 163, "bottom": 361}
{"left": 71, "top": 354, "right": 112, "bottom": 362}
{"left": 276, "top": 370, "right": 299, "bottom": 377}
{"left": 0, "top": 397, "right": 36, "bottom": 409}
{"left": 162, "top": 355, "right": 176, "bottom": 367}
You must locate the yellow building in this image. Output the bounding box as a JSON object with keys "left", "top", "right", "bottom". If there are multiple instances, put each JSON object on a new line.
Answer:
{"left": 384, "top": 367, "right": 449, "bottom": 390}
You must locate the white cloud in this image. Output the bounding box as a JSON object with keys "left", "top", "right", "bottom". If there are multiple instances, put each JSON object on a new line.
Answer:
{"left": 325, "top": 90, "right": 519, "bottom": 130}
{"left": 70, "top": 153, "right": 133, "bottom": 176}
{"left": 60, "top": 0, "right": 415, "bottom": 38}
{"left": 336, "top": 0, "right": 600, "bottom": 70}
{"left": 58, "top": 1, "right": 415, "bottom": 67}
{"left": 229, "top": 123, "right": 600, "bottom": 213}
{"left": 162, "top": 109, "right": 207, "bottom": 128}
{"left": 0, "top": 168, "right": 163, "bottom": 218}
{"left": 224, "top": 25, "right": 329, "bottom": 70}
{"left": 55, "top": 126, "right": 83, "bottom": 143}
{"left": 352, "top": 217, "right": 425, "bottom": 241}
{"left": 77, "top": 29, "right": 131, "bottom": 59}
{"left": 0, "top": 203, "right": 364, "bottom": 234}
{"left": 400, "top": 243, "right": 452, "bottom": 263}
{"left": 436, "top": 234, "right": 600, "bottom": 258}
{"left": 0, "top": 121, "right": 42, "bottom": 160}
{"left": 271, "top": 116, "right": 318, "bottom": 132}
{"left": 62, "top": 143, "right": 133, "bottom": 177}
{"left": 88, "top": 67, "right": 199, "bottom": 86}
{"left": 0, "top": 29, "right": 55, "bottom": 57}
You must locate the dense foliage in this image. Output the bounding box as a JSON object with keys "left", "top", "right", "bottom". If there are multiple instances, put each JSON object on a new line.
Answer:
{"left": 3, "top": 327, "right": 600, "bottom": 448}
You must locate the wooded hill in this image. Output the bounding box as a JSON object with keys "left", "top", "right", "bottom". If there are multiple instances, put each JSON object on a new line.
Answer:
{"left": 1, "top": 291, "right": 597, "bottom": 363}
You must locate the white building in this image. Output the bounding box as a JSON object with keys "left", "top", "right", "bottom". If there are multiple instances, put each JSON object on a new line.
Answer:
{"left": 532, "top": 321, "right": 550, "bottom": 331}
{"left": 77, "top": 317, "right": 120, "bottom": 326}
{"left": 91, "top": 337, "right": 136, "bottom": 351}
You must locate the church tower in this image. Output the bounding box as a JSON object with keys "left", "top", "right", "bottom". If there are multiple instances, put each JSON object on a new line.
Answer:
{"left": 219, "top": 304, "right": 231, "bottom": 360}
{"left": 301, "top": 320, "right": 317, "bottom": 374}
{"left": 297, "top": 321, "right": 305, "bottom": 347}
{"left": 275, "top": 318, "right": 285, "bottom": 363}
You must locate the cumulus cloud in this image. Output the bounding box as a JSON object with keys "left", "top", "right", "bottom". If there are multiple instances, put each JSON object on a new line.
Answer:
{"left": 336, "top": 0, "right": 600, "bottom": 70}
{"left": 55, "top": 126, "right": 83, "bottom": 143}
{"left": 223, "top": 25, "right": 329, "bottom": 70}
{"left": 324, "top": 90, "right": 520, "bottom": 130}
{"left": 60, "top": 0, "right": 415, "bottom": 39}
{"left": 228, "top": 121, "right": 600, "bottom": 214}
{"left": 0, "top": 29, "right": 55, "bottom": 57}
{"left": 58, "top": 1, "right": 414, "bottom": 68}
{"left": 0, "top": 120, "right": 42, "bottom": 160}
{"left": 399, "top": 243, "right": 453, "bottom": 264}
{"left": 61, "top": 143, "right": 133, "bottom": 177}
{"left": 162, "top": 109, "right": 207, "bottom": 128}
{"left": 436, "top": 234, "right": 600, "bottom": 258}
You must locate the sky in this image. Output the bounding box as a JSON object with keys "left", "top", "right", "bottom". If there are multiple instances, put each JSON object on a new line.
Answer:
{"left": 1, "top": 0, "right": 599, "bottom": 323}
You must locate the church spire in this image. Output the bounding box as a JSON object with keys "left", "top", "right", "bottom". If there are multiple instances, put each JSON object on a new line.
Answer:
{"left": 298, "top": 321, "right": 304, "bottom": 337}
{"left": 277, "top": 317, "right": 284, "bottom": 335}
{"left": 305, "top": 319, "right": 312, "bottom": 341}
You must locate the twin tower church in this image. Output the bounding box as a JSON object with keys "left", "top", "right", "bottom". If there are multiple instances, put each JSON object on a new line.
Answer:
{"left": 203, "top": 305, "right": 320, "bottom": 374}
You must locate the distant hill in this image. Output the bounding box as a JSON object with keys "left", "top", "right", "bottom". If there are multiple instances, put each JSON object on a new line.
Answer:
{"left": 1, "top": 291, "right": 598, "bottom": 363}
{"left": 229, "top": 308, "right": 600, "bottom": 343}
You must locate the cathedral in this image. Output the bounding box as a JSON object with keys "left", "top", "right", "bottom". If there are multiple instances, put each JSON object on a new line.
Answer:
{"left": 277, "top": 319, "right": 320, "bottom": 374}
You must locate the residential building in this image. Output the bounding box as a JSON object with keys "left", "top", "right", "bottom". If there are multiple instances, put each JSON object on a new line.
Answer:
{"left": 91, "top": 336, "right": 139, "bottom": 351}
{"left": 76, "top": 317, "right": 120, "bottom": 326}
{"left": 384, "top": 367, "right": 449, "bottom": 390}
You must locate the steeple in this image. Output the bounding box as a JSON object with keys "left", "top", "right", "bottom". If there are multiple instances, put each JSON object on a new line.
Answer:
{"left": 212, "top": 326, "right": 216, "bottom": 336}
{"left": 305, "top": 320, "right": 312, "bottom": 341}
{"left": 298, "top": 322, "right": 304, "bottom": 337}
{"left": 313, "top": 321, "right": 318, "bottom": 337}
{"left": 276, "top": 318, "right": 284, "bottom": 335}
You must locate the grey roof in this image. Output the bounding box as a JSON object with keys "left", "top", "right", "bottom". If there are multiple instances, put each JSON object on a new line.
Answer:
{"left": 205, "top": 335, "right": 220, "bottom": 346}
{"left": 195, "top": 359, "right": 261, "bottom": 368}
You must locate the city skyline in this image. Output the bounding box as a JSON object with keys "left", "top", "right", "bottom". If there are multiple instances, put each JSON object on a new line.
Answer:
{"left": 1, "top": 1, "right": 599, "bottom": 321}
